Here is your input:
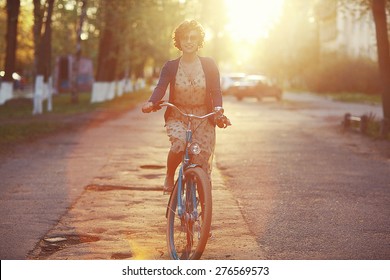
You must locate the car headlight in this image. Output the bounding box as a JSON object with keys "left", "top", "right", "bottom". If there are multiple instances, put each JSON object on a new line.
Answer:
{"left": 189, "top": 143, "right": 201, "bottom": 155}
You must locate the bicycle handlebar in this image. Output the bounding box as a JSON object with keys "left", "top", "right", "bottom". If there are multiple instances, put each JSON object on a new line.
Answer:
{"left": 144, "top": 101, "right": 231, "bottom": 128}
{"left": 156, "top": 101, "right": 220, "bottom": 120}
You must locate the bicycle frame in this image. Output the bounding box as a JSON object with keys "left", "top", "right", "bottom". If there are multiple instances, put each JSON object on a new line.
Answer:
{"left": 177, "top": 122, "right": 197, "bottom": 218}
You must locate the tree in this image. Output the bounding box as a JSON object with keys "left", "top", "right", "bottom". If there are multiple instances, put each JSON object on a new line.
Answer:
{"left": 260, "top": 0, "right": 318, "bottom": 85}
{"left": 91, "top": 0, "right": 126, "bottom": 102}
{"left": 33, "top": 0, "right": 44, "bottom": 80}
{"left": 338, "top": 0, "right": 390, "bottom": 134}
{"left": 33, "top": 0, "right": 55, "bottom": 114}
{"left": 36, "top": 0, "right": 54, "bottom": 82}
{"left": 3, "top": 0, "right": 20, "bottom": 82}
{"left": 0, "top": 0, "right": 20, "bottom": 105}
{"left": 0, "top": 1, "right": 6, "bottom": 69}
{"left": 199, "top": 0, "right": 229, "bottom": 64}
{"left": 372, "top": 0, "right": 390, "bottom": 134}
{"left": 91, "top": 0, "right": 188, "bottom": 103}
{"left": 94, "top": 0, "right": 121, "bottom": 83}
{"left": 71, "top": 0, "right": 87, "bottom": 104}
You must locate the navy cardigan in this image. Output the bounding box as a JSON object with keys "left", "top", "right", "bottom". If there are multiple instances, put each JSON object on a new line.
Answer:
{"left": 148, "top": 56, "right": 222, "bottom": 123}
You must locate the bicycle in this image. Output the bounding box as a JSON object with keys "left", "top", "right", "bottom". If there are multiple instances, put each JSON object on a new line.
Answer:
{"left": 151, "top": 101, "right": 230, "bottom": 260}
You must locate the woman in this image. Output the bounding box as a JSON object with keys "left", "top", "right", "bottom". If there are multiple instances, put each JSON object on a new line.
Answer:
{"left": 142, "top": 20, "right": 228, "bottom": 193}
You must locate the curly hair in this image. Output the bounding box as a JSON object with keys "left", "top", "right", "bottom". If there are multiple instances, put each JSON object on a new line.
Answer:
{"left": 173, "top": 20, "right": 205, "bottom": 51}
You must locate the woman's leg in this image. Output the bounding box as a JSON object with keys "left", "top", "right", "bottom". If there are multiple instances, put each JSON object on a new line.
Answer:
{"left": 164, "top": 150, "right": 182, "bottom": 191}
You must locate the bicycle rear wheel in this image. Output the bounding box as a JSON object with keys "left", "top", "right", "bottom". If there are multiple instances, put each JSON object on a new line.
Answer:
{"left": 166, "top": 166, "right": 212, "bottom": 260}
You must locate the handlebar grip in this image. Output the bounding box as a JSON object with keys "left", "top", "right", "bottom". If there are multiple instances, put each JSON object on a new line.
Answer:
{"left": 142, "top": 106, "right": 152, "bottom": 113}
{"left": 153, "top": 100, "right": 166, "bottom": 111}
{"left": 216, "top": 115, "right": 232, "bottom": 128}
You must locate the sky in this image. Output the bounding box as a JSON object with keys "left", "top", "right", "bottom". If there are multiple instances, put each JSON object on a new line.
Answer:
{"left": 224, "top": 0, "right": 285, "bottom": 42}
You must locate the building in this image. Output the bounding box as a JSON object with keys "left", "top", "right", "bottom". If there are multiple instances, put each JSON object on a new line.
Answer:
{"left": 315, "top": 0, "right": 378, "bottom": 61}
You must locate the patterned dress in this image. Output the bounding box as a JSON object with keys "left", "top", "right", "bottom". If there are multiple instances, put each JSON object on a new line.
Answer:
{"left": 166, "top": 58, "right": 216, "bottom": 177}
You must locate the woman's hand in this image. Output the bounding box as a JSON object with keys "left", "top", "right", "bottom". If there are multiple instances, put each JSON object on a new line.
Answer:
{"left": 142, "top": 101, "right": 154, "bottom": 113}
{"left": 214, "top": 107, "right": 231, "bottom": 128}
{"left": 215, "top": 115, "right": 231, "bottom": 128}
{"left": 213, "top": 106, "right": 224, "bottom": 115}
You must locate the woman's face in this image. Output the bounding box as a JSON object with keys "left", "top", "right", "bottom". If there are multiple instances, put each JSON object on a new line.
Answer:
{"left": 180, "top": 30, "right": 200, "bottom": 54}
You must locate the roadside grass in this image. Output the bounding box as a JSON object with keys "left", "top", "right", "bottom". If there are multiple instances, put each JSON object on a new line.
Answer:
{"left": 324, "top": 92, "right": 382, "bottom": 105}
{"left": 288, "top": 91, "right": 388, "bottom": 140}
{"left": 322, "top": 92, "right": 388, "bottom": 140}
{"left": 0, "top": 90, "right": 150, "bottom": 153}
{"left": 364, "top": 113, "right": 390, "bottom": 140}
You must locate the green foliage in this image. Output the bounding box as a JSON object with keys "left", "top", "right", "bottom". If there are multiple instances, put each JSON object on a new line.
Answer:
{"left": 94, "top": 0, "right": 189, "bottom": 80}
{"left": 364, "top": 113, "right": 390, "bottom": 140}
{"left": 259, "top": 0, "right": 319, "bottom": 83}
{"left": 305, "top": 55, "right": 381, "bottom": 94}
{"left": 1, "top": 0, "right": 388, "bottom": 96}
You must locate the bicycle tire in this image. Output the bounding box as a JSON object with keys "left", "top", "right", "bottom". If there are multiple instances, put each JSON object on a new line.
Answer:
{"left": 166, "top": 166, "right": 212, "bottom": 260}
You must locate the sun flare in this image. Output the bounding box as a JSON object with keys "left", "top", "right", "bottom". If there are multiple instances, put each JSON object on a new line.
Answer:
{"left": 224, "top": 0, "right": 285, "bottom": 42}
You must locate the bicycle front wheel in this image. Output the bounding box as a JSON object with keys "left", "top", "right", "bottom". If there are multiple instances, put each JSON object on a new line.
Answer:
{"left": 166, "top": 166, "right": 212, "bottom": 260}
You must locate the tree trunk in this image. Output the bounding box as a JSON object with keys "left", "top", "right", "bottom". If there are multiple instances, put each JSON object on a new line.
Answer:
{"left": 44, "top": 0, "right": 54, "bottom": 82}
{"left": 33, "top": 0, "right": 54, "bottom": 114}
{"left": 0, "top": 0, "right": 20, "bottom": 105}
{"left": 372, "top": 0, "right": 390, "bottom": 134}
{"left": 33, "top": 0, "right": 44, "bottom": 82}
{"left": 95, "top": 21, "right": 118, "bottom": 80}
{"left": 91, "top": 0, "right": 119, "bottom": 103}
{"left": 71, "top": 0, "right": 88, "bottom": 104}
{"left": 3, "top": 0, "right": 20, "bottom": 82}
{"left": 35, "top": 0, "right": 54, "bottom": 79}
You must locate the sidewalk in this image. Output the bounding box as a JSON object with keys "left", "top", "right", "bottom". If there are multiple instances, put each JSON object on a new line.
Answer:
{"left": 1, "top": 104, "right": 262, "bottom": 260}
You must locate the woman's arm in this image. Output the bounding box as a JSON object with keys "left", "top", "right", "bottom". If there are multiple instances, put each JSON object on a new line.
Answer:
{"left": 209, "top": 58, "right": 223, "bottom": 108}
{"left": 148, "top": 61, "right": 172, "bottom": 104}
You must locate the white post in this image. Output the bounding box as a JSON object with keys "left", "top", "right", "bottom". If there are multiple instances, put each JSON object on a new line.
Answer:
{"left": 33, "top": 75, "right": 44, "bottom": 114}
{"left": 106, "top": 81, "right": 115, "bottom": 100}
{"left": 0, "top": 82, "right": 13, "bottom": 105}
{"left": 91, "top": 81, "right": 107, "bottom": 103}
{"left": 117, "top": 79, "right": 124, "bottom": 97}
{"left": 124, "top": 78, "right": 133, "bottom": 93}
{"left": 47, "top": 76, "right": 53, "bottom": 111}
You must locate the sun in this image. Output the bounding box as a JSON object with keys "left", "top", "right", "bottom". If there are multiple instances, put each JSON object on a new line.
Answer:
{"left": 224, "top": 0, "right": 285, "bottom": 43}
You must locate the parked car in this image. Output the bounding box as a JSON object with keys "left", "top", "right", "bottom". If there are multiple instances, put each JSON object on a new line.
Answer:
{"left": 221, "top": 73, "right": 246, "bottom": 95}
{"left": 228, "top": 74, "right": 282, "bottom": 101}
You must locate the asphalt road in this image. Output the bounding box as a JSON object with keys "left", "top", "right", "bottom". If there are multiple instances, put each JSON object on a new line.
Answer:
{"left": 0, "top": 92, "right": 389, "bottom": 260}
{"left": 216, "top": 93, "right": 390, "bottom": 259}
{"left": 0, "top": 96, "right": 260, "bottom": 260}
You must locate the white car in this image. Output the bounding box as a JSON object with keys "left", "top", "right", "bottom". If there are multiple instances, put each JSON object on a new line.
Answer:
{"left": 228, "top": 74, "right": 283, "bottom": 101}
{"left": 220, "top": 73, "right": 246, "bottom": 94}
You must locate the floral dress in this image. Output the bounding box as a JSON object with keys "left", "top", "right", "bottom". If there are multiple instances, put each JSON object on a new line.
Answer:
{"left": 166, "top": 58, "right": 216, "bottom": 177}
